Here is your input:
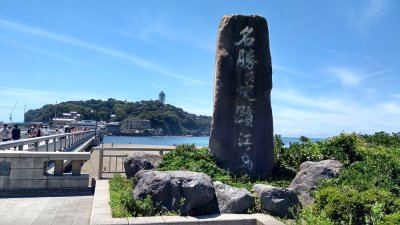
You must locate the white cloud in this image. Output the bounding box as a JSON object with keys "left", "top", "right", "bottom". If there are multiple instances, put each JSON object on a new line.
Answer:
{"left": 117, "top": 12, "right": 215, "bottom": 54}
{"left": 326, "top": 66, "right": 391, "bottom": 87}
{"left": 0, "top": 19, "right": 206, "bottom": 85}
{"left": 273, "top": 65, "right": 305, "bottom": 76}
{"left": 273, "top": 89, "right": 353, "bottom": 113}
{"left": 358, "top": 0, "right": 390, "bottom": 30}
{"left": 390, "top": 94, "right": 400, "bottom": 98}
{"left": 272, "top": 88, "right": 400, "bottom": 137}
{"left": 381, "top": 102, "right": 400, "bottom": 114}
{"left": 327, "top": 67, "right": 363, "bottom": 86}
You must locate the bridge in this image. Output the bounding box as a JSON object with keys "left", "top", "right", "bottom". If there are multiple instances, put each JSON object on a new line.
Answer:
{"left": 0, "top": 130, "right": 96, "bottom": 191}
{"left": 0, "top": 130, "right": 95, "bottom": 152}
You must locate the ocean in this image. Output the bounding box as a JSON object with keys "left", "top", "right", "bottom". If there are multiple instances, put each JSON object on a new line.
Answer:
{"left": 103, "top": 136, "right": 325, "bottom": 147}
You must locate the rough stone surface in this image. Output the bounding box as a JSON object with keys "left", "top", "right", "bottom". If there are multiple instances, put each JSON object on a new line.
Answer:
{"left": 133, "top": 170, "right": 218, "bottom": 215}
{"left": 123, "top": 153, "right": 162, "bottom": 178}
{"left": 252, "top": 184, "right": 299, "bottom": 218}
{"left": 209, "top": 14, "right": 274, "bottom": 179}
{"left": 213, "top": 181, "right": 254, "bottom": 213}
{"left": 289, "top": 160, "right": 342, "bottom": 206}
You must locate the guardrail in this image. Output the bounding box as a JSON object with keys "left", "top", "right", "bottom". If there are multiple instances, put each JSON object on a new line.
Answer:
{"left": 0, "top": 131, "right": 95, "bottom": 152}
{"left": 0, "top": 151, "right": 91, "bottom": 189}
{"left": 92, "top": 144, "right": 176, "bottom": 179}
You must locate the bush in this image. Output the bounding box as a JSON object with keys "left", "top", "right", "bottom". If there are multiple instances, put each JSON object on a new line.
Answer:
{"left": 109, "top": 174, "right": 162, "bottom": 217}
{"left": 320, "top": 132, "right": 366, "bottom": 166}
{"left": 361, "top": 131, "right": 400, "bottom": 148}
{"left": 295, "top": 206, "right": 334, "bottom": 225}
{"left": 314, "top": 186, "right": 400, "bottom": 225}
{"left": 326, "top": 148, "right": 400, "bottom": 193}
{"left": 382, "top": 212, "right": 400, "bottom": 225}
{"left": 274, "top": 134, "right": 325, "bottom": 172}
{"left": 158, "top": 144, "right": 233, "bottom": 184}
{"left": 158, "top": 144, "right": 291, "bottom": 189}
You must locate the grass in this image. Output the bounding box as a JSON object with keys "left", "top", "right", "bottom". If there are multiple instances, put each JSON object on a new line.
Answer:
{"left": 109, "top": 174, "right": 166, "bottom": 217}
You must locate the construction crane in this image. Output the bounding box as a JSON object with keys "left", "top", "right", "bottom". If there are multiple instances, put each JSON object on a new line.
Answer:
{"left": 9, "top": 102, "right": 17, "bottom": 125}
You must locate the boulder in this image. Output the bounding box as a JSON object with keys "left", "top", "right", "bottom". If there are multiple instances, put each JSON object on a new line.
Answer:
{"left": 252, "top": 184, "right": 299, "bottom": 218}
{"left": 133, "top": 170, "right": 218, "bottom": 215}
{"left": 123, "top": 153, "right": 162, "bottom": 178}
{"left": 289, "top": 160, "right": 342, "bottom": 206}
{"left": 213, "top": 181, "right": 254, "bottom": 213}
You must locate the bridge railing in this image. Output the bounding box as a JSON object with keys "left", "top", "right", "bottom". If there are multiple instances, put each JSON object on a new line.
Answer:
{"left": 0, "top": 131, "right": 95, "bottom": 152}
{"left": 92, "top": 144, "right": 176, "bottom": 179}
{"left": 0, "top": 151, "right": 91, "bottom": 190}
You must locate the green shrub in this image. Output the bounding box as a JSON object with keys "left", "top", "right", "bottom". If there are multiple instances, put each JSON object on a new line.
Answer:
{"left": 361, "top": 131, "right": 400, "bottom": 148}
{"left": 314, "top": 186, "right": 400, "bottom": 225}
{"left": 158, "top": 144, "right": 291, "bottom": 189}
{"left": 321, "top": 132, "right": 366, "bottom": 165}
{"left": 158, "top": 144, "right": 233, "bottom": 184}
{"left": 326, "top": 148, "right": 400, "bottom": 193}
{"left": 109, "top": 174, "right": 163, "bottom": 217}
{"left": 274, "top": 134, "right": 325, "bottom": 172}
{"left": 382, "top": 212, "right": 400, "bottom": 225}
{"left": 295, "top": 206, "right": 334, "bottom": 225}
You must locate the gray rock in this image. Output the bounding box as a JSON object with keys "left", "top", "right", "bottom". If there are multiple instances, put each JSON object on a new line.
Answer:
{"left": 252, "top": 184, "right": 299, "bottom": 218}
{"left": 289, "top": 160, "right": 342, "bottom": 206}
{"left": 123, "top": 153, "right": 162, "bottom": 178}
{"left": 209, "top": 14, "right": 274, "bottom": 179}
{"left": 133, "top": 170, "right": 218, "bottom": 215}
{"left": 213, "top": 181, "right": 254, "bottom": 213}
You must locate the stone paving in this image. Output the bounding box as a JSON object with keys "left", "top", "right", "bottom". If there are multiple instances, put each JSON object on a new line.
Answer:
{"left": 0, "top": 195, "right": 92, "bottom": 225}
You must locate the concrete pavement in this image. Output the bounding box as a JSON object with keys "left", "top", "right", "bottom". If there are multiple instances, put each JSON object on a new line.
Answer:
{"left": 0, "top": 195, "right": 92, "bottom": 225}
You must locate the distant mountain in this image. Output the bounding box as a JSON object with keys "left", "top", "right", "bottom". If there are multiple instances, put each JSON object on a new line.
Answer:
{"left": 25, "top": 98, "right": 212, "bottom": 136}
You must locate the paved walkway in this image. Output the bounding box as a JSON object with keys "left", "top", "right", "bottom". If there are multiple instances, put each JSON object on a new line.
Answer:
{"left": 0, "top": 195, "right": 92, "bottom": 225}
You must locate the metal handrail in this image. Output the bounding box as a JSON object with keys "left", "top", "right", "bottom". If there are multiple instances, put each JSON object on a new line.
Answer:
{"left": 0, "top": 130, "right": 95, "bottom": 151}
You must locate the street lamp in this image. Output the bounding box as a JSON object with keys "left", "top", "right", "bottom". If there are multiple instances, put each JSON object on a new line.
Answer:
{"left": 91, "top": 109, "right": 97, "bottom": 137}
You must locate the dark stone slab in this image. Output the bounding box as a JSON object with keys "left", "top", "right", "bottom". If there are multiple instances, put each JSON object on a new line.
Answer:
{"left": 133, "top": 170, "right": 218, "bottom": 216}
{"left": 209, "top": 15, "right": 274, "bottom": 178}
{"left": 123, "top": 153, "right": 162, "bottom": 178}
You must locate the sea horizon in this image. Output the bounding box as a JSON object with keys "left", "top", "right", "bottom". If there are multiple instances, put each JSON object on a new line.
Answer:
{"left": 103, "top": 135, "right": 326, "bottom": 147}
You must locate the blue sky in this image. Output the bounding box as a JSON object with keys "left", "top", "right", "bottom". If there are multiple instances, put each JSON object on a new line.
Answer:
{"left": 0, "top": 0, "right": 399, "bottom": 137}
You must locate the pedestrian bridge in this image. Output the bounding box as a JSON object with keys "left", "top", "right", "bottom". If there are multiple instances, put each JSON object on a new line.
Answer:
{"left": 0, "top": 130, "right": 95, "bottom": 152}
{"left": 0, "top": 131, "right": 96, "bottom": 190}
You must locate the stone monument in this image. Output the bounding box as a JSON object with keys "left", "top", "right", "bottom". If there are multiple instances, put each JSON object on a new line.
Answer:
{"left": 209, "top": 15, "right": 273, "bottom": 179}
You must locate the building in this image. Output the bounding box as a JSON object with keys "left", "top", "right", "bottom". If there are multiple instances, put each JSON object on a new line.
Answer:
{"left": 159, "top": 91, "right": 165, "bottom": 104}
{"left": 105, "top": 122, "right": 120, "bottom": 135}
{"left": 121, "top": 117, "right": 151, "bottom": 130}
{"left": 53, "top": 111, "right": 83, "bottom": 127}
{"left": 73, "top": 120, "right": 96, "bottom": 129}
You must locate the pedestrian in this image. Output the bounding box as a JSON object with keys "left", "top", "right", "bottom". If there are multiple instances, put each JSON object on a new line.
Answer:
{"left": 36, "top": 126, "right": 42, "bottom": 137}
{"left": 28, "top": 125, "right": 37, "bottom": 138}
{"left": 41, "top": 126, "right": 50, "bottom": 136}
{"left": 12, "top": 124, "right": 21, "bottom": 140}
{"left": 12, "top": 124, "right": 21, "bottom": 150}
{"left": 0, "top": 124, "right": 12, "bottom": 142}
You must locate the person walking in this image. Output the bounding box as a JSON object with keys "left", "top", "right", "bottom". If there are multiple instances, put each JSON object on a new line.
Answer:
{"left": 12, "top": 125, "right": 21, "bottom": 150}
{"left": 0, "top": 124, "right": 12, "bottom": 142}
{"left": 12, "top": 125, "right": 21, "bottom": 140}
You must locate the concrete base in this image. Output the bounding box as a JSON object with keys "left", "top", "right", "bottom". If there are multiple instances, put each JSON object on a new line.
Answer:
{"left": 91, "top": 180, "right": 283, "bottom": 225}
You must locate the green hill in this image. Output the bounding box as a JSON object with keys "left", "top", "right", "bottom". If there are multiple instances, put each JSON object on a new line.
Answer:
{"left": 25, "top": 98, "right": 211, "bottom": 136}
